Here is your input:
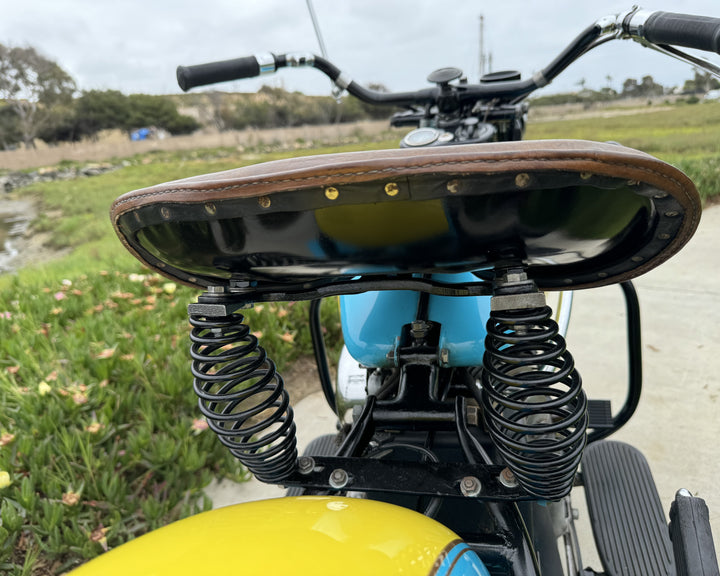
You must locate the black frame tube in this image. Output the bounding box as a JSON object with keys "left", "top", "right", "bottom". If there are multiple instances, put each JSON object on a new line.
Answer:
{"left": 309, "top": 298, "right": 337, "bottom": 415}
{"left": 587, "top": 281, "right": 642, "bottom": 443}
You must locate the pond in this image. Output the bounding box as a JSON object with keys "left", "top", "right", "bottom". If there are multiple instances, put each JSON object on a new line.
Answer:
{"left": 0, "top": 200, "right": 35, "bottom": 273}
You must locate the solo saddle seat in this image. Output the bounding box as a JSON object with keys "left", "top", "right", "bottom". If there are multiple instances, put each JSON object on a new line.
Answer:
{"left": 111, "top": 139, "right": 701, "bottom": 297}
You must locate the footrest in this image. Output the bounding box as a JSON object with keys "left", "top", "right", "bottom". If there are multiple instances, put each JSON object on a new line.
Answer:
{"left": 583, "top": 440, "right": 674, "bottom": 576}
{"left": 587, "top": 399, "right": 613, "bottom": 429}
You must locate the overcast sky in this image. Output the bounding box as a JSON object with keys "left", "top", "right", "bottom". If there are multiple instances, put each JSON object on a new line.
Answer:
{"left": 2, "top": 1, "right": 720, "bottom": 98}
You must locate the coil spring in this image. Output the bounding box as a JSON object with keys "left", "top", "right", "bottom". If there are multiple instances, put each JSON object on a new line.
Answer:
{"left": 481, "top": 306, "right": 587, "bottom": 500}
{"left": 189, "top": 312, "right": 297, "bottom": 483}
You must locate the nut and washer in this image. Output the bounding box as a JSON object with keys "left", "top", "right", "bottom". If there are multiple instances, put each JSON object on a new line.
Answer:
{"left": 460, "top": 476, "right": 482, "bottom": 497}
{"left": 297, "top": 456, "right": 315, "bottom": 475}
{"left": 499, "top": 467, "right": 519, "bottom": 489}
{"left": 329, "top": 468, "right": 350, "bottom": 489}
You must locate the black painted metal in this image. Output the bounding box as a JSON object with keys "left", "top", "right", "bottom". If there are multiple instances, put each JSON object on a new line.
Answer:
{"left": 481, "top": 305, "right": 588, "bottom": 501}
{"left": 309, "top": 299, "right": 336, "bottom": 415}
{"left": 283, "top": 455, "right": 528, "bottom": 500}
{"left": 587, "top": 280, "right": 643, "bottom": 443}
{"left": 188, "top": 306, "right": 298, "bottom": 483}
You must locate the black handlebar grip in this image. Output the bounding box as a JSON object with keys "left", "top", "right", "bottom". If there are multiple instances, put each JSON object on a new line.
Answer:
{"left": 643, "top": 11, "right": 720, "bottom": 54}
{"left": 177, "top": 56, "right": 264, "bottom": 91}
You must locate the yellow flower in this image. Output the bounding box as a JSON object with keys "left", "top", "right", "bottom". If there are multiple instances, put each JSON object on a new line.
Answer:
{"left": 38, "top": 381, "right": 52, "bottom": 396}
{"left": 0, "top": 432, "right": 16, "bottom": 447}
{"left": 89, "top": 526, "right": 110, "bottom": 551}
{"left": 0, "top": 471, "right": 11, "bottom": 489}
{"left": 162, "top": 282, "right": 177, "bottom": 295}
{"left": 85, "top": 422, "right": 104, "bottom": 434}
{"left": 62, "top": 491, "right": 81, "bottom": 506}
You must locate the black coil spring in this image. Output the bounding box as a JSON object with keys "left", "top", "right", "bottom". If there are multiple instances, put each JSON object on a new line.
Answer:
{"left": 481, "top": 306, "right": 587, "bottom": 500}
{"left": 189, "top": 312, "right": 297, "bottom": 483}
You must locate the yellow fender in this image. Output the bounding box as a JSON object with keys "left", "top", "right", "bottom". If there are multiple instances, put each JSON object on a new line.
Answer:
{"left": 70, "top": 496, "right": 489, "bottom": 575}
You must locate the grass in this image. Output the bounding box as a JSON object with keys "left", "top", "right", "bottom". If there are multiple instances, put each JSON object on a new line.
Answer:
{"left": 526, "top": 100, "right": 720, "bottom": 203}
{"left": 0, "top": 102, "right": 718, "bottom": 574}
{"left": 0, "top": 140, "right": 383, "bottom": 575}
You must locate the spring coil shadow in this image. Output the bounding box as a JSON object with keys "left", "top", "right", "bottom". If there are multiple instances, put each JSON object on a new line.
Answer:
{"left": 481, "top": 306, "right": 587, "bottom": 501}
{"left": 189, "top": 312, "right": 297, "bottom": 483}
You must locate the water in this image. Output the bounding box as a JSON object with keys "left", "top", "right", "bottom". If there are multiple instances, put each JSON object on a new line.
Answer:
{"left": 0, "top": 201, "right": 33, "bottom": 273}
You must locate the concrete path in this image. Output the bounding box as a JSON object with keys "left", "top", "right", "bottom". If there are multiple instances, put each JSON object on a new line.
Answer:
{"left": 205, "top": 204, "right": 720, "bottom": 563}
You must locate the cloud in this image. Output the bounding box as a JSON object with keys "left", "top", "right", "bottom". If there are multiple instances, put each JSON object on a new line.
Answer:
{"left": 2, "top": 0, "right": 719, "bottom": 96}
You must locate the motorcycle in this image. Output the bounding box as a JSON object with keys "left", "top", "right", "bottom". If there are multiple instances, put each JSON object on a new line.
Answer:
{"left": 74, "top": 7, "right": 719, "bottom": 576}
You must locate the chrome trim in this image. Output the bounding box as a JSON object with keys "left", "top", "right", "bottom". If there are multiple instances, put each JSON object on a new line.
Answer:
{"left": 335, "top": 71, "right": 352, "bottom": 90}
{"left": 532, "top": 71, "right": 549, "bottom": 88}
{"left": 286, "top": 52, "right": 315, "bottom": 67}
{"left": 254, "top": 52, "right": 276, "bottom": 75}
{"left": 555, "top": 291, "right": 574, "bottom": 339}
{"left": 595, "top": 14, "right": 621, "bottom": 35}
{"left": 638, "top": 40, "right": 720, "bottom": 78}
{"left": 624, "top": 9, "right": 656, "bottom": 37}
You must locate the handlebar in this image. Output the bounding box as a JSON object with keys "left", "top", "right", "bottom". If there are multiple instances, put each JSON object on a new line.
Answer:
{"left": 177, "top": 7, "right": 720, "bottom": 107}
{"left": 626, "top": 10, "right": 720, "bottom": 54}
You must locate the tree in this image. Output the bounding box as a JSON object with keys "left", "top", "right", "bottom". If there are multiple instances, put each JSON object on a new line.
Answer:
{"left": 75, "top": 89, "right": 131, "bottom": 139}
{"left": 0, "top": 44, "right": 76, "bottom": 148}
{"left": 639, "top": 75, "right": 663, "bottom": 97}
{"left": 125, "top": 94, "right": 200, "bottom": 135}
{"left": 0, "top": 105, "right": 20, "bottom": 149}
{"left": 682, "top": 70, "right": 720, "bottom": 94}
{"left": 622, "top": 77, "right": 639, "bottom": 97}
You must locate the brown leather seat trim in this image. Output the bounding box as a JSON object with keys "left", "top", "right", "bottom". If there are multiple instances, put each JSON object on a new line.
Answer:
{"left": 112, "top": 140, "right": 697, "bottom": 214}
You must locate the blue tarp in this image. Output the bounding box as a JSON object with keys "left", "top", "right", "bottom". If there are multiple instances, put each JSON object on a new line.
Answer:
{"left": 130, "top": 128, "right": 151, "bottom": 141}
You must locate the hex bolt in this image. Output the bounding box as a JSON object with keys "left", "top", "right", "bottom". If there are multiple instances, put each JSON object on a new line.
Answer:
{"left": 499, "top": 467, "right": 519, "bottom": 489}
{"left": 460, "top": 476, "right": 482, "bottom": 497}
{"left": 297, "top": 456, "right": 315, "bottom": 475}
{"left": 329, "top": 468, "right": 350, "bottom": 490}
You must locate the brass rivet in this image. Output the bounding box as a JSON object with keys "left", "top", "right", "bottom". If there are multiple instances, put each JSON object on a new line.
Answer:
{"left": 654, "top": 192, "right": 668, "bottom": 199}
{"left": 580, "top": 172, "right": 592, "bottom": 180}
{"left": 627, "top": 180, "right": 640, "bottom": 186}
{"left": 325, "top": 187, "right": 339, "bottom": 200}
{"left": 447, "top": 179, "right": 460, "bottom": 194}
{"left": 598, "top": 272, "right": 608, "bottom": 278}
{"left": 385, "top": 182, "right": 400, "bottom": 196}
{"left": 134, "top": 212, "right": 141, "bottom": 223}
{"left": 658, "top": 233, "right": 671, "bottom": 240}
{"left": 515, "top": 173, "right": 531, "bottom": 188}
{"left": 157, "top": 262, "right": 166, "bottom": 268}
{"left": 258, "top": 196, "right": 272, "bottom": 208}
{"left": 664, "top": 210, "right": 679, "bottom": 217}
{"left": 160, "top": 207, "right": 170, "bottom": 219}
{"left": 205, "top": 203, "right": 217, "bottom": 215}
{"left": 631, "top": 256, "right": 644, "bottom": 262}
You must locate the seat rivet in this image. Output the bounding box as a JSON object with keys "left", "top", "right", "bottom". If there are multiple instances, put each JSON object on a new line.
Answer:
{"left": 205, "top": 203, "right": 217, "bottom": 215}
{"left": 447, "top": 179, "right": 460, "bottom": 194}
{"left": 515, "top": 173, "right": 531, "bottom": 188}
{"left": 325, "top": 187, "right": 339, "bottom": 200}
{"left": 385, "top": 182, "right": 400, "bottom": 196}
{"left": 258, "top": 196, "right": 272, "bottom": 208}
